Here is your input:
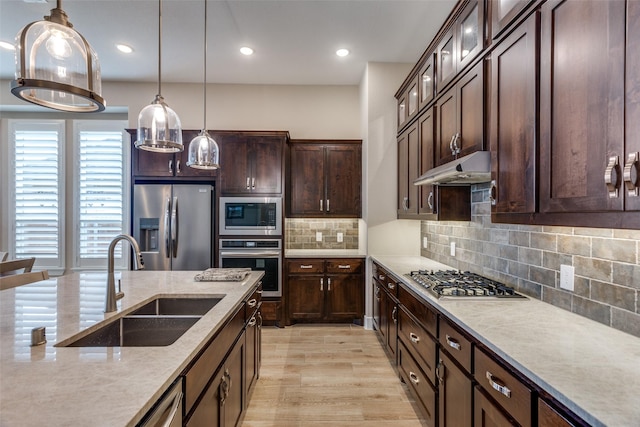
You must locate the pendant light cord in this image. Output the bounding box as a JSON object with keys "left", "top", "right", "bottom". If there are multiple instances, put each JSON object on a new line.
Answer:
{"left": 158, "top": 0, "right": 162, "bottom": 96}
{"left": 203, "top": 0, "right": 208, "bottom": 129}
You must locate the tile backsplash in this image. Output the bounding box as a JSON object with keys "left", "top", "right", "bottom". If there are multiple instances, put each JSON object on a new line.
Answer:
{"left": 286, "top": 218, "right": 359, "bottom": 249}
{"left": 421, "top": 183, "right": 640, "bottom": 338}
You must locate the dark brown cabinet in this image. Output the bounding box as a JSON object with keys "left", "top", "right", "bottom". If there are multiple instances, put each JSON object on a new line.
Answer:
{"left": 288, "top": 140, "right": 362, "bottom": 218}
{"left": 438, "top": 350, "right": 473, "bottom": 427}
{"left": 474, "top": 387, "right": 517, "bottom": 427}
{"left": 287, "top": 258, "right": 364, "bottom": 324}
{"left": 489, "top": 12, "right": 538, "bottom": 216}
{"left": 245, "top": 287, "right": 262, "bottom": 399}
{"left": 218, "top": 131, "right": 287, "bottom": 195}
{"left": 128, "top": 129, "right": 217, "bottom": 179}
{"left": 436, "top": 61, "right": 484, "bottom": 166}
{"left": 538, "top": 398, "right": 576, "bottom": 427}
{"left": 419, "top": 53, "right": 436, "bottom": 110}
{"left": 398, "top": 122, "right": 420, "bottom": 216}
{"left": 490, "top": 0, "right": 534, "bottom": 40}
{"left": 372, "top": 262, "right": 398, "bottom": 362}
{"left": 398, "top": 75, "right": 420, "bottom": 130}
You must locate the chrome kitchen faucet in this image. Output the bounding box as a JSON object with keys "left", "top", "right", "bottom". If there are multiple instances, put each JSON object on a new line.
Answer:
{"left": 105, "top": 234, "right": 145, "bottom": 313}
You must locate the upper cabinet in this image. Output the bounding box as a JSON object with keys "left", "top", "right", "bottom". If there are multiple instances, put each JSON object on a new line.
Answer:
{"left": 418, "top": 53, "right": 436, "bottom": 110}
{"left": 398, "top": 75, "right": 420, "bottom": 130}
{"left": 288, "top": 140, "right": 362, "bottom": 218}
{"left": 129, "top": 129, "right": 217, "bottom": 180}
{"left": 490, "top": 0, "right": 535, "bottom": 40}
{"left": 218, "top": 131, "right": 287, "bottom": 195}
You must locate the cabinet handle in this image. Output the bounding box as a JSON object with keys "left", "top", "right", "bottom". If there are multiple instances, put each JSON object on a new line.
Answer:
{"left": 486, "top": 371, "right": 512, "bottom": 398}
{"left": 427, "top": 191, "right": 434, "bottom": 210}
{"left": 378, "top": 274, "right": 385, "bottom": 280}
{"left": 445, "top": 334, "right": 461, "bottom": 351}
{"left": 176, "top": 159, "right": 181, "bottom": 174}
{"left": 300, "top": 264, "right": 313, "bottom": 269}
{"left": 247, "top": 298, "right": 257, "bottom": 308}
{"left": 489, "top": 179, "right": 497, "bottom": 206}
{"left": 320, "top": 199, "right": 323, "bottom": 211}
{"left": 604, "top": 155, "right": 621, "bottom": 198}
{"left": 387, "top": 282, "right": 395, "bottom": 290}
{"left": 168, "top": 159, "right": 173, "bottom": 175}
{"left": 623, "top": 152, "right": 640, "bottom": 197}
{"left": 375, "top": 286, "right": 380, "bottom": 298}
{"left": 246, "top": 176, "right": 251, "bottom": 190}
{"left": 392, "top": 306, "right": 397, "bottom": 324}
{"left": 409, "top": 332, "right": 420, "bottom": 344}
{"left": 453, "top": 133, "right": 461, "bottom": 155}
{"left": 338, "top": 265, "right": 351, "bottom": 269}
{"left": 409, "top": 371, "right": 420, "bottom": 385}
{"left": 257, "top": 311, "right": 263, "bottom": 328}
{"left": 251, "top": 177, "right": 256, "bottom": 189}
{"left": 320, "top": 278, "right": 324, "bottom": 291}
{"left": 328, "top": 278, "right": 331, "bottom": 291}
{"left": 449, "top": 134, "right": 456, "bottom": 155}
{"left": 248, "top": 316, "right": 257, "bottom": 327}
{"left": 256, "top": 289, "right": 263, "bottom": 294}
{"left": 326, "top": 199, "right": 330, "bottom": 212}
{"left": 402, "top": 196, "right": 409, "bottom": 211}
{"left": 436, "top": 360, "right": 444, "bottom": 384}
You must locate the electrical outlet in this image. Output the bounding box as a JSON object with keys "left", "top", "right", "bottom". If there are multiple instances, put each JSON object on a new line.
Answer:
{"left": 423, "top": 237, "right": 428, "bottom": 249}
{"left": 315, "top": 232, "right": 323, "bottom": 242}
{"left": 337, "top": 232, "right": 343, "bottom": 243}
{"left": 560, "top": 264, "right": 575, "bottom": 291}
{"left": 450, "top": 242, "right": 456, "bottom": 257}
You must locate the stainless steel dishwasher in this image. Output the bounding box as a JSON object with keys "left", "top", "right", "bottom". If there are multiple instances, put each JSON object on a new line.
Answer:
{"left": 138, "top": 378, "right": 183, "bottom": 427}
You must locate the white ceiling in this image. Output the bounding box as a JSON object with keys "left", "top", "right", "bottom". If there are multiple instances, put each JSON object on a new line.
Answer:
{"left": 0, "top": 0, "right": 457, "bottom": 86}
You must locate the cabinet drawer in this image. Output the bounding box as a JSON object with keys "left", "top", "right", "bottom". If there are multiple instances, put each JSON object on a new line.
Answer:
{"left": 398, "top": 341, "right": 436, "bottom": 425}
{"left": 326, "top": 258, "right": 363, "bottom": 274}
{"left": 398, "top": 286, "right": 437, "bottom": 337}
{"left": 245, "top": 284, "right": 263, "bottom": 321}
{"left": 439, "top": 318, "right": 472, "bottom": 373}
{"left": 287, "top": 259, "right": 324, "bottom": 274}
{"left": 398, "top": 307, "right": 437, "bottom": 385}
{"left": 475, "top": 347, "right": 532, "bottom": 427}
{"left": 183, "top": 304, "right": 245, "bottom": 415}
{"left": 373, "top": 264, "right": 398, "bottom": 297}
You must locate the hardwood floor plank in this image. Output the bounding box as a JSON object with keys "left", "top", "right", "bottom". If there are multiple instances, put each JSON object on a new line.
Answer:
{"left": 242, "top": 324, "right": 427, "bottom": 426}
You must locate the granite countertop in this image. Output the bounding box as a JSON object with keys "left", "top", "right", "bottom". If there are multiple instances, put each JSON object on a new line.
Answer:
{"left": 0, "top": 270, "right": 263, "bottom": 427}
{"left": 285, "top": 248, "right": 367, "bottom": 258}
{"left": 371, "top": 255, "right": 640, "bottom": 427}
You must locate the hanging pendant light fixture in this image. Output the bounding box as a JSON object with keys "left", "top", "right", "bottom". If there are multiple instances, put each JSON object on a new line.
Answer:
{"left": 187, "top": 0, "right": 219, "bottom": 169}
{"left": 135, "top": 0, "right": 183, "bottom": 153}
{"left": 11, "top": 0, "right": 105, "bottom": 112}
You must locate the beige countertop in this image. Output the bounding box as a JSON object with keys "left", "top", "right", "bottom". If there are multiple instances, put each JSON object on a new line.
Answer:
{"left": 371, "top": 255, "right": 640, "bottom": 427}
{"left": 0, "top": 270, "right": 263, "bottom": 427}
{"left": 285, "top": 248, "right": 367, "bottom": 258}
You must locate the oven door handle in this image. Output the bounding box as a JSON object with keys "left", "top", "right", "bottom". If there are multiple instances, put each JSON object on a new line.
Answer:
{"left": 220, "top": 251, "right": 281, "bottom": 258}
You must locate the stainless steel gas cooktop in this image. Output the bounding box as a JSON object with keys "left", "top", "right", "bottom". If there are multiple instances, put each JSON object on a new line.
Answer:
{"left": 406, "top": 270, "right": 526, "bottom": 299}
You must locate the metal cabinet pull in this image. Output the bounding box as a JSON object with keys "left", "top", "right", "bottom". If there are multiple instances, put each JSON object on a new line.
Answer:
{"left": 176, "top": 159, "right": 181, "bottom": 174}
{"left": 387, "top": 282, "right": 395, "bottom": 290}
{"left": 300, "top": 265, "right": 313, "bottom": 269}
{"left": 338, "top": 265, "right": 351, "bottom": 269}
{"left": 168, "top": 159, "right": 173, "bottom": 174}
{"left": 402, "top": 196, "right": 409, "bottom": 211}
{"left": 445, "top": 334, "right": 461, "bottom": 351}
{"left": 251, "top": 177, "right": 256, "bottom": 189}
{"left": 604, "top": 155, "right": 621, "bottom": 198}
{"left": 449, "top": 134, "right": 456, "bottom": 155}
{"left": 320, "top": 278, "right": 324, "bottom": 291}
{"left": 427, "top": 191, "right": 434, "bottom": 210}
{"left": 409, "top": 332, "right": 420, "bottom": 344}
{"left": 247, "top": 316, "right": 257, "bottom": 327}
{"left": 378, "top": 274, "right": 385, "bottom": 280}
{"left": 436, "top": 360, "right": 444, "bottom": 384}
{"left": 326, "top": 199, "right": 330, "bottom": 211}
{"left": 486, "top": 371, "right": 511, "bottom": 398}
{"left": 452, "top": 133, "right": 461, "bottom": 155}
{"left": 320, "top": 199, "right": 323, "bottom": 211}
{"left": 624, "top": 152, "right": 639, "bottom": 197}
{"left": 328, "top": 278, "right": 331, "bottom": 291}
{"left": 409, "top": 371, "right": 420, "bottom": 385}
{"left": 247, "top": 298, "right": 257, "bottom": 308}
{"left": 246, "top": 177, "right": 251, "bottom": 190}
{"left": 392, "top": 306, "right": 397, "bottom": 324}
{"left": 489, "top": 179, "right": 497, "bottom": 206}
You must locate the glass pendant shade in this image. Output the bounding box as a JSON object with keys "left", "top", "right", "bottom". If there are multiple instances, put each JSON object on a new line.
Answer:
{"left": 11, "top": 4, "right": 105, "bottom": 112}
{"left": 136, "top": 94, "right": 183, "bottom": 152}
{"left": 187, "top": 130, "right": 219, "bottom": 169}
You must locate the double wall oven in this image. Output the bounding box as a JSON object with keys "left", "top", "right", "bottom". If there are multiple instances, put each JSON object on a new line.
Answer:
{"left": 218, "top": 197, "right": 283, "bottom": 297}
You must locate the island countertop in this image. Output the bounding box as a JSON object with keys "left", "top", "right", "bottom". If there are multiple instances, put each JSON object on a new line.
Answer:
{"left": 0, "top": 270, "right": 263, "bottom": 427}
{"left": 371, "top": 255, "right": 640, "bottom": 427}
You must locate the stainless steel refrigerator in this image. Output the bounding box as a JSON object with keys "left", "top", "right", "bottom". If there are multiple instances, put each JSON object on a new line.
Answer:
{"left": 133, "top": 184, "right": 213, "bottom": 271}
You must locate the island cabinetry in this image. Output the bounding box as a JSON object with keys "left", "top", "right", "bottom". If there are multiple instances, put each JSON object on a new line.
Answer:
{"left": 474, "top": 347, "right": 532, "bottom": 427}
{"left": 245, "top": 284, "right": 263, "bottom": 399}
{"left": 287, "top": 258, "right": 364, "bottom": 324}
{"left": 288, "top": 140, "right": 362, "bottom": 218}
{"left": 435, "top": 60, "right": 484, "bottom": 166}
{"left": 218, "top": 131, "right": 287, "bottom": 195}
{"left": 128, "top": 129, "right": 217, "bottom": 179}
{"left": 372, "top": 262, "right": 398, "bottom": 363}
{"left": 437, "top": 317, "right": 473, "bottom": 427}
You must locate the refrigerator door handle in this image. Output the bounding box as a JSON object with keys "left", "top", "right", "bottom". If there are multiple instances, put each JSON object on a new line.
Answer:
{"left": 164, "top": 197, "right": 171, "bottom": 258}
{"left": 171, "top": 196, "right": 179, "bottom": 258}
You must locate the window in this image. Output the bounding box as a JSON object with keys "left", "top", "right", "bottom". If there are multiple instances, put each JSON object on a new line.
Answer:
{"left": 7, "top": 119, "right": 129, "bottom": 274}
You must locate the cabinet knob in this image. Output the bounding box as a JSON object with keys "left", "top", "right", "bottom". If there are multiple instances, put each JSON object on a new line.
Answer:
{"left": 604, "top": 155, "right": 622, "bottom": 198}
{"left": 623, "top": 152, "right": 639, "bottom": 197}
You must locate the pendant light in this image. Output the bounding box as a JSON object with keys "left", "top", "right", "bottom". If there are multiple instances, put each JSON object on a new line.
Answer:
{"left": 187, "top": 0, "right": 220, "bottom": 169}
{"left": 135, "top": 0, "right": 183, "bottom": 153}
{"left": 11, "top": 0, "right": 105, "bottom": 112}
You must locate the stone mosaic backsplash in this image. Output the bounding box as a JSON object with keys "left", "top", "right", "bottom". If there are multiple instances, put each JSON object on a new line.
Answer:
{"left": 421, "top": 183, "right": 640, "bottom": 338}
{"left": 286, "top": 218, "right": 359, "bottom": 249}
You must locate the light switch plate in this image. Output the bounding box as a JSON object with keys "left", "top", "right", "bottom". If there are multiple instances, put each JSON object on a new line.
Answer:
{"left": 450, "top": 242, "right": 456, "bottom": 257}
{"left": 316, "top": 232, "right": 323, "bottom": 242}
{"left": 560, "top": 264, "right": 575, "bottom": 291}
{"left": 423, "top": 237, "right": 428, "bottom": 249}
{"left": 337, "top": 232, "right": 343, "bottom": 243}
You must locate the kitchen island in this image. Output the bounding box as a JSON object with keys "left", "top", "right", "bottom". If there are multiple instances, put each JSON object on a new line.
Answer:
{"left": 0, "top": 270, "right": 263, "bottom": 426}
{"left": 372, "top": 255, "right": 640, "bottom": 427}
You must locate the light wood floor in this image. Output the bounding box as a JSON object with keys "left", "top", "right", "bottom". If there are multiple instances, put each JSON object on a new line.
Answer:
{"left": 241, "top": 324, "right": 427, "bottom": 427}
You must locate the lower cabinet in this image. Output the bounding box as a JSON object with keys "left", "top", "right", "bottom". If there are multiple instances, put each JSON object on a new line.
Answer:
{"left": 287, "top": 258, "right": 364, "bottom": 324}
{"left": 438, "top": 350, "right": 473, "bottom": 427}
{"left": 398, "top": 341, "right": 436, "bottom": 426}
{"left": 474, "top": 387, "right": 516, "bottom": 427}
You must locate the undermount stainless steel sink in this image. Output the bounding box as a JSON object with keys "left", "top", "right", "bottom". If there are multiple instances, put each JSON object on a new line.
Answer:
{"left": 58, "top": 296, "right": 224, "bottom": 347}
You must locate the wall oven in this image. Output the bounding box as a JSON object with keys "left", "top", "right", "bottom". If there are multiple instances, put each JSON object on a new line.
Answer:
{"left": 219, "top": 239, "right": 282, "bottom": 297}
{"left": 219, "top": 197, "right": 282, "bottom": 236}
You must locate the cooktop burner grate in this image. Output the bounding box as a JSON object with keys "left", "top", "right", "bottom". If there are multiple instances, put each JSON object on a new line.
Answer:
{"left": 406, "top": 269, "right": 526, "bottom": 299}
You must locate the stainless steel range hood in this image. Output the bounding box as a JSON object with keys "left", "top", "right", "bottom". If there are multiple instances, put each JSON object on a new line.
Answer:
{"left": 413, "top": 151, "right": 491, "bottom": 186}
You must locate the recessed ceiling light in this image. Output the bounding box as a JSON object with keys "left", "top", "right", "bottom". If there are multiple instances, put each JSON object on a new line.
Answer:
{"left": 240, "top": 46, "right": 254, "bottom": 56}
{"left": 336, "top": 48, "right": 350, "bottom": 57}
{"left": 116, "top": 44, "right": 134, "bottom": 54}
{"left": 0, "top": 41, "right": 15, "bottom": 51}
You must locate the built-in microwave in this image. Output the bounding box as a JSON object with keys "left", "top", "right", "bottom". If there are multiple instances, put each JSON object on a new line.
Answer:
{"left": 219, "top": 197, "right": 282, "bottom": 236}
